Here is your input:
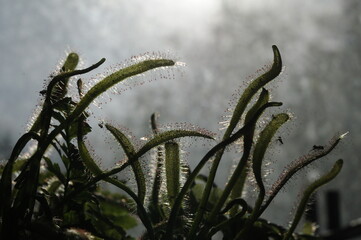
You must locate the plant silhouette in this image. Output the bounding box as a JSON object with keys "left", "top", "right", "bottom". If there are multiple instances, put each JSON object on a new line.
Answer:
{"left": 0, "top": 46, "right": 346, "bottom": 240}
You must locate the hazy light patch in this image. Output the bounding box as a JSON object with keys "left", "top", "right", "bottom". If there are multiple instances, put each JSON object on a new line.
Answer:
{"left": 136, "top": 1, "right": 221, "bottom": 44}
{"left": 231, "top": 0, "right": 273, "bottom": 12}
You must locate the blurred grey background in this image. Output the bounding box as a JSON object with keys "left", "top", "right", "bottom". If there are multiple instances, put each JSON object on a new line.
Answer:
{"left": 1, "top": 0, "right": 360, "bottom": 238}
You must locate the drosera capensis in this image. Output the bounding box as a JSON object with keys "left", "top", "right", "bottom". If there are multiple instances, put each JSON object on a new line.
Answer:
{"left": 0, "top": 46, "right": 346, "bottom": 240}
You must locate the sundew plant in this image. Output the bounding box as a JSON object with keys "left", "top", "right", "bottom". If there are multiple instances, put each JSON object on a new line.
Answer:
{"left": 0, "top": 46, "right": 346, "bottom": 240}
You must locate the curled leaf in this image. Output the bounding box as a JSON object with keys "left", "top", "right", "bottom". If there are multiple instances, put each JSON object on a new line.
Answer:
{"left": 252, "top": 113, "right": 290, "bottom": 197}
{"left": 225, "top": 45, "right": 282, "bottom": 137}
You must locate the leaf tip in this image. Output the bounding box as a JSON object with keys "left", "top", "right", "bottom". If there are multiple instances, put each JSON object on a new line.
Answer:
{"left": 339, "top": 131, "right": 349, "bottom": 139}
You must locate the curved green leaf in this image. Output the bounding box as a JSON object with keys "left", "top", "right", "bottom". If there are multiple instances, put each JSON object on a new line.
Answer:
{"left": 98, "top": 129, "right": 215, "bottom": 186}
{"left": 105, "top": 124, "right": 146, "bottom": 204}
{"left": 205, "top": 89, "right": 271, "bottom": 227}
{"left": 259, "top": 132, "right": 348, "bottom": 216}
{"left": 105, "top": 124, "right": 137, "bottom": 157}
{"left": 0, "top": 132, "right": 39, "bottom": 220}
{"left": 229, "top": 88, "right": 270, "bottom": 215}
{"left": 77, "top": 123, "right": 103, "bottom": 176}
{"left": 282, "top": 159, "right": 343, "bottom": 240}
{"left": 136, "top": 129, "right": 214, "bottom": 158}
{"left": 252, "top": 113, "right": 289, "bottom": 198}
{"left": 225, "top": 45, "right": 282, "bottom": 137}
{"left": 233, "top": 113, "right": 290, "bottom": 240}
{"left": 69, "top": 59, "right": 175, "bottom": 126}
{"left": 42, "top": 58, "right": 175, "bottom": 162}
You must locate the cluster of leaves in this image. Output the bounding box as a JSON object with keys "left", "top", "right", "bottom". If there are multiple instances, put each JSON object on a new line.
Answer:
{"left": 0, "top": 46, "right": 346, "bottom": 240}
